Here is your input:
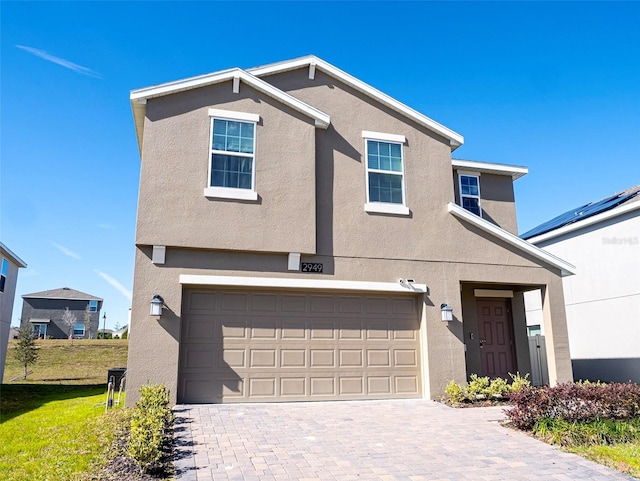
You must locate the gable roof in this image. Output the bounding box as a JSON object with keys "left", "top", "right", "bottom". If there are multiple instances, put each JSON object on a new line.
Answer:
{"left": 130, "top": 56, "right": 464, "bottom": 156}
{"left": 22, "top": 287, "right": 103, "bottom": 301}
{"left": 130, "top": 67, "right": 331, "bottom": 155}
{"left": 447, "top": 203, "right": 576, "bottom": 276}
{"left": 248, "top": 55, "right": 464, "bottom": 150}
{"left": 521, "top": 185, "right": 640, "bottom": 242}
{"left": 0, "top": 241, "right": 27, "bottom": 268}
{"left": 452, "top": 159, "right": 528, "bottom": 180}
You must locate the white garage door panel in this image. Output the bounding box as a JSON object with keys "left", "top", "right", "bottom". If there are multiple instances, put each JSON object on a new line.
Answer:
{"left": 179, "top": 289, "right": 421, "bottom": 403}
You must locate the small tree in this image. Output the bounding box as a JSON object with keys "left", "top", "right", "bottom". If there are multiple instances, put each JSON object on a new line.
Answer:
{"left": 61, "top": 307, "right": 77, "bottom": 343}
{"left": 14, "top": 327, "right": 39, "bottom": 379}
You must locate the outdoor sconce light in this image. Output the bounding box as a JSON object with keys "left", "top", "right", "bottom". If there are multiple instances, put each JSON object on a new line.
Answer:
{"left": 440, "top": 303, "right": 453, "bottom": 322}
{"left": 150, "top": 295, "right": 165, "bottom": 317}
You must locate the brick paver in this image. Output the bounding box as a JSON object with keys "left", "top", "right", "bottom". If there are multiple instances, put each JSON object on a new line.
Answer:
{"left": 173, "top": 400, "right": 634, "bottom": 480}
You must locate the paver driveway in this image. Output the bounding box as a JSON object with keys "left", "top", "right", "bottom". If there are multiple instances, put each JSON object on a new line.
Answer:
{"left": 173, "top": 399, "right": 634, "bottom": 481}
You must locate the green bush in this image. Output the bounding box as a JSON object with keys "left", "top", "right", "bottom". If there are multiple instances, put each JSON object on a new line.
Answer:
{"left": 466, "top": 374, "right": 491, "bottom": 399}
{"left": 509, "top": 372, "right": 531, "bottom": 393}
{"left": 445, "top": 380, "right": 466, "bottom": 403}
{"left": 127, "top": 384, "right": 173, "bottom": 473}
{"left": 533, "top": 416, "right": 640, "bottom": 447}
{"left": 487, "top": 377, "right": 510, "bottom": 397}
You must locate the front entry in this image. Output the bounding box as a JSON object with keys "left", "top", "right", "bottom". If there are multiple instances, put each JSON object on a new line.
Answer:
{"left": 476, "top": 299, "right": 516, "bottom": 379}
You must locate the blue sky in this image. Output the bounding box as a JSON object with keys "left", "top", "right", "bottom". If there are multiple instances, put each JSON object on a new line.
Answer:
{"left": 2, "top": 1, "right": 639, "bottom": 329}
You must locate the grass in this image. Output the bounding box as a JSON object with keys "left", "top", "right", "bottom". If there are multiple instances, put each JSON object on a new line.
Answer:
{"left": 531, "top": 417, "right": 640, "bottom": 479}
{"left": 572, "top": 443, "right": 640, "bottom": 479}
{"left": 0, "top": 339, "right": 130, "bottom": 480}
{"left": 3, "top": 339, "right": 128, "bottom": 384}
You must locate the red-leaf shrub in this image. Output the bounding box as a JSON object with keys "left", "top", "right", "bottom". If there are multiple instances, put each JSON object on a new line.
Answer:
{"left": 505, "top": 382, "right": 640, "bottom": 430}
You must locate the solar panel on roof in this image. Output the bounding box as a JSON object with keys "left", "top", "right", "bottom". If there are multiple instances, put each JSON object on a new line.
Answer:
{"left": 521, "top": 188, "right": 640, "bottom": 240}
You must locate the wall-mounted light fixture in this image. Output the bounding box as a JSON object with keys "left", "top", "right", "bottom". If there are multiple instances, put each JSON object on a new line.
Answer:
{"left": 150, "top": 295, "right": 165, "bottom": 317}
{"left": 440, "top": 303, "right": 453, "bottom": 322}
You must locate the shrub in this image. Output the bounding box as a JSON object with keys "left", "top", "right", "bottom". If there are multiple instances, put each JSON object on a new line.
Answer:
{"left": 487, "top": 377, "right": 510, "bottom": 397}
{"left": 127, "top": 384, "right": 173, "bottom": 472}
{"left": 505, "top": 382, "right": 640, "bottom": 430}
{"left": 466, "top": 374, "right": 491, "bottom": 399}
{"left": 508, "top": 372, "right": 531, "bottom": 393}
{"left": 445, "top": 380, "right": 466, "bottom": 403}
{"left": 533, "top": 416, "right": 640, "bottom": 447}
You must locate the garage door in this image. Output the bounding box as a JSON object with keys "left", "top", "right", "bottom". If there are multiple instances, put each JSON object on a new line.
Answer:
{"left": 178, "top": 289, "right": 422, "bottom": 403}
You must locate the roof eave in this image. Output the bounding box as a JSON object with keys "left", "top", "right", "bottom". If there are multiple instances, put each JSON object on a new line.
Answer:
{"left": 452, "top": 159, "right": 528, "bottom": 180}
{"left": 130, "top": 67, "right": 330, "bottom": 155}
{"left": 526, "top": 199, "right": 640, "bottom": 244}
{"left": 0, "top": 242, "right": 27, "bottom": 268}
{"left": 248, "top": 56, "right": 464, "bottom": 151}
{"left": 447, "top": 202, "right": 576, "bottom": 276}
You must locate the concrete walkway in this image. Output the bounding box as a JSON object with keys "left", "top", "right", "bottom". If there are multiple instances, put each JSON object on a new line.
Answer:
{"left": 173, "top": 399, "right": 635, "bottom": 481}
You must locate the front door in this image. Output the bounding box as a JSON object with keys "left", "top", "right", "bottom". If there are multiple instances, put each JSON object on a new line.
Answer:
{"left": 477, "top": 299, "right": 516, "bottom": 379}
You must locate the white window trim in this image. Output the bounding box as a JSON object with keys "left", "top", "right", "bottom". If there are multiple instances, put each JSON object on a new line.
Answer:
{"left": 73, "top": 323, "right": 86, "bottom": 337}
{"left": 362, "top": 131, "right": 409, "bottom": 216}
{"left": 206, "top": 109, "right": 260, "bottom": 201}
{"left": 89, "top": 300, "right": 98, "bottom": 312}
{"left": 458, "top": 173, "right": 482, "bottom": 217}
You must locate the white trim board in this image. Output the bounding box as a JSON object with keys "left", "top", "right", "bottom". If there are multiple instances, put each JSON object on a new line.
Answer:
{"left": 452, "top": 159, "right": 528, "bottom": 180}
{"left": 525, "top": 200, "right": 640, "bottom": 244}
{"left": 249, "top": 55, "right": 464, "bottom": 150}
{"left": 447, "top": 202, "right": 576, "bottom": 276}
{"left": 179, "top": 274, "right": 428, "bottom": 294}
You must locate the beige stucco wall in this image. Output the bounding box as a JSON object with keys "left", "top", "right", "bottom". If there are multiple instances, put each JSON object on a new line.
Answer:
{"left": 128, "top": 66, "right": 572, "bottom": 405}
{"left": 137, "top": 83, "right": 317, "bottom": 254}
{"left": 453, "top": 172, "right": 519, "bottom": 234}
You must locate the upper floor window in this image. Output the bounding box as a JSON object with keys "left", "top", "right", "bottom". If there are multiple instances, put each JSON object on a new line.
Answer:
{"left": 459, "top": 174, "right": 481, "bottom": 216}
{"left": 363, "top": 131, "right": 409, "bottom": 216}
{"left": 88, "top": 300, "right": 98, "bottom": 312}
{"left": 0, "top": 258, "right": 8, "bottom": 292}
{"left": 205, "top": 108, "right": 259, "bottom": 201}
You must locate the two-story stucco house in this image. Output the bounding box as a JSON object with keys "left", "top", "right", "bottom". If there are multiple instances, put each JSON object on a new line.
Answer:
{"left": 127, "top": 56, "right": 576, "bottom": 405}
{"left": 523, "top": 185, "right": 640, "bottom": 383}
{"left": 20, "top": 287, "right": 103, "bottom": 339}
{"left": 0, "top": 242, "right": 27, "bottom": 382}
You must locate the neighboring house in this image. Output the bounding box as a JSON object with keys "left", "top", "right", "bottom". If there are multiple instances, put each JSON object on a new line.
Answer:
{"left": 523, "top": 186, "right": 640, "bottom": 383}
{"left": 0, "top": 242, "right": 27, "bottom": 382}
{"left": 113, "top": 325, "right": 128, "bottom": 339}
{"left": 127, "top": 55, "right": 576, "bottom": 406}
{"left": 20, "top": 287, "right": 103, "bottom": 339}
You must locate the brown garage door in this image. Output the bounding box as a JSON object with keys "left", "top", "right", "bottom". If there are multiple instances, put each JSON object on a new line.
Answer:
{"left": 178, "top": 289, "right": 422, "bottom": 403}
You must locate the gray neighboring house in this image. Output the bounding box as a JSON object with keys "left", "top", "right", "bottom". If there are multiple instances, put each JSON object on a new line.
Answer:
{"left": 20, "top": 287, "right": 103, "bottom": 340}
{"left": 127, "top": 55, "right": 577, "bottom": 406}
{"left": 0, "top": 242, "right": 27, "bottom": 382}
{"left": 523, "top": 186, "right": 640, "bottom": 383}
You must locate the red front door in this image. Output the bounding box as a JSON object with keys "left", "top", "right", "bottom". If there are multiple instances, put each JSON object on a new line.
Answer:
{"left": 477, "top": 299, "right": 516, "bottom": 379}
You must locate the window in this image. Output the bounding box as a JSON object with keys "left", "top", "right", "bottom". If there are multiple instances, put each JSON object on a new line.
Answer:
{"left": 205, "top": 109, "right": 259, "bottom": 201}
{"left": 363, "top": 131, "right": 409, "bottom": 215}
{"left": 32, "top": 324, "right": 47, "bottom": 339}
{"left": 0, "top": 258, "right": 7, "bottom": 292}
{"left": 459, "top": 174, "right": 481, "bottom": 216}
{"left": 73, "top": 323, "right": 85, "bottom": 338}
{"left": 88, "top": 300, "right": 98, "bottom": 312}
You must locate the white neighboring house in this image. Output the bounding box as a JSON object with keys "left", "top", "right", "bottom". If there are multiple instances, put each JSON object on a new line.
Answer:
{"left": 523, "top": 186, "right": 640, "bottom": 383}
{"left": 0, "top": 242, "right": 27, "bottom": 382}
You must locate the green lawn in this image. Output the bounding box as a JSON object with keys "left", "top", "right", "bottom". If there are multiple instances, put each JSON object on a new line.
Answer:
{"left": 3, "top": 339, "right": 128, "bottom": 385}
{"left": 572, "top": 443, "right": 640, "bottom": 479}
{"left": 0, "top": 384, "right": 124, "bottom": 481}
{"left": 0, "top": 340, "right": 130, "bottom": 480}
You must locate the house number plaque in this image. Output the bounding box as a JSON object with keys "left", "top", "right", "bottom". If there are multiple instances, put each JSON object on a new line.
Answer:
{"left": 301, "top": 262, "right": 323, "bottom": 273}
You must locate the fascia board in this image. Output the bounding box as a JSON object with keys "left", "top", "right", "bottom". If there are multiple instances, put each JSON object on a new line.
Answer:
{"left": 180, "top": 274, "right": 428, "bottom": 294}
{"left": 22, "top": 295, "right": 104, "bottom": 301}
{"left": 0, "top": 242, "right": 27, "bottom": 268}
{"left": 248, "top": 56, "right": 465, "bottom": 151}
{"left": 526, "top": 200, "right": 640, "bottom": 245}
{"left": 130, "top": 67, "right": 330, "bottom": 156}
{"left": 447, "top": 202, "right": 576, "bottom": 276}
{"left": 452, "top": 159, "right": 528, "bottom": 180}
